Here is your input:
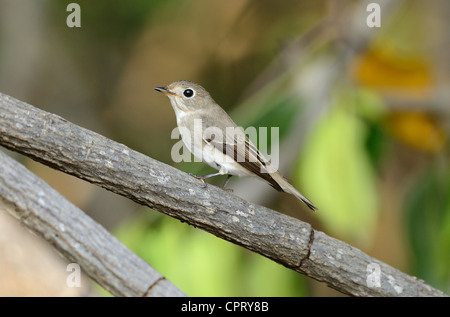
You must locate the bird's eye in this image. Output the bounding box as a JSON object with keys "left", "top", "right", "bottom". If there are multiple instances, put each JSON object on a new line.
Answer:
{"left": 183, "top": 89, "right": 194, "bottom": 98}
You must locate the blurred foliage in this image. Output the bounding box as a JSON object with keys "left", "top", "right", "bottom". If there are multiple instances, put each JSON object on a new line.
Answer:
{"left": 406, "top": 163, "right": 450, "bottom": 291}
{"left": 54, "top": 0, "right": 171, "bottom": 45}
{"left": 297, "top": 87, "right": 380, "bottom": 246}
{"left": 115, "top": 211, "right": 308, "bottom": 297}
{"left": 385, "top": 111, "right": 446, "bottom": 154}
{"left": 354, "top": 47, "right": 433, "bottom": 96}
{"left": 0, "top": 0, "right": 449, "bottom": 296}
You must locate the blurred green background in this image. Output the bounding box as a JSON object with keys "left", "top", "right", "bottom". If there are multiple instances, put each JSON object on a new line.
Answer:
{"left": 0, "top": 0, "right": 449, "bottom": 296}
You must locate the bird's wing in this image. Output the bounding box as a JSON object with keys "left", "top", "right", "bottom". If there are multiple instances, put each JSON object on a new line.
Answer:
{"left": 203, "top": 126, "right": 283, "bottom": 191}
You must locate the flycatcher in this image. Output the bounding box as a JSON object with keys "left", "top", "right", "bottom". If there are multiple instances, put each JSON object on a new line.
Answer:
{"left": 155, "top": 80, "right": 317, "bottom": 210}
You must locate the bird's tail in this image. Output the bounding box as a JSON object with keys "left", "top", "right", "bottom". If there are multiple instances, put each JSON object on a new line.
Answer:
{"left": 289, "top": 187, "right": 318, "bottom": 211}
{"left": 271, "top": 173, "right": 318, "bottom": 211}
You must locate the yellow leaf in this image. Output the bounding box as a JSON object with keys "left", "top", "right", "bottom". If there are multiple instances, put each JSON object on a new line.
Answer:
{"left": 353, "top": 47, "right": 433, "bottom": 97}
{"left": 385, "top": 111, "right": 446, "bottom": 153}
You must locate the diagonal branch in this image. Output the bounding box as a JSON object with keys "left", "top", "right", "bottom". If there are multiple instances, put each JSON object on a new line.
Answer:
{"left": 0, "top": 92, "right": 446, "bottom": 297}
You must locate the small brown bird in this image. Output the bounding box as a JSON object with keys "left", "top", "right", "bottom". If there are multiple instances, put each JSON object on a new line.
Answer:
{"left": 155, "top": 80, "right": 317, "bottom": 210}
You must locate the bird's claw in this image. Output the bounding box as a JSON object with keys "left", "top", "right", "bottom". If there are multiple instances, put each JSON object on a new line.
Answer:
{"left": 188, "top": 173, "right": 208, "bottom": 188}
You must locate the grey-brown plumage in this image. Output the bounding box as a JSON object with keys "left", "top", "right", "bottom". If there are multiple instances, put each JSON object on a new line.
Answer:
{"left": 155, "top": 80, "right": 317, "bottom": 211}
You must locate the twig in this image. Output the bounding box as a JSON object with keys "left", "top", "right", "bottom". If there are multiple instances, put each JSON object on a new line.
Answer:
{"left": 0, "top": 92, "right": 446, "bottom": 297}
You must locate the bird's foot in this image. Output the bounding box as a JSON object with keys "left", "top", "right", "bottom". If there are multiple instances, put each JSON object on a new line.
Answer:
{"left": 188, "top": 173, "right": 208, "bottom": 188}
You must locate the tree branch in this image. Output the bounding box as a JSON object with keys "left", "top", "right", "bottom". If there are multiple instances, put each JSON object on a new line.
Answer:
{"left": 0, "top": 92, "right": 446, "bottom": 297}
{"left": 0, "top": 150, "right": 185, "bottom": 297}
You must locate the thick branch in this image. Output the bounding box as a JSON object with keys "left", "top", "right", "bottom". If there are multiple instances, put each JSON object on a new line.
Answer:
{"left": 0, "top": 150, "right": 185, "bottom": 297}
{"left": 0, "top": 92, "right": 446, "bottom": 297}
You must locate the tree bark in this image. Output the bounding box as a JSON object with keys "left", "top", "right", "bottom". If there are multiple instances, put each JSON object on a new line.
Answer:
{"left": 0, "top": 92, "right": 447, "bottom": 297}
{"left": 0, "top": 150, "right": 185, "bottom": 297}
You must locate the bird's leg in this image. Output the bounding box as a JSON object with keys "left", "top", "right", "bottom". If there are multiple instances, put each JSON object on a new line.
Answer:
{"left": 188, "top": 173, "right": 233, "bottom": 191}
{"left": 221, "top": 175, "right": 233, "bottom": 191}
{"left": 188, "top": 172, "right": 223, "bottom": 188}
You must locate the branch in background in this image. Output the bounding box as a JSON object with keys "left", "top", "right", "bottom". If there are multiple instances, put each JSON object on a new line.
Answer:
{"left": 0, "top": 92, "right": 446, "bottom": 297}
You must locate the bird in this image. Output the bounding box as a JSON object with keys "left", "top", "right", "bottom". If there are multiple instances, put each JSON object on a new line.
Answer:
{"left": 155, "top": 80, "right": 317, "bottom": 211}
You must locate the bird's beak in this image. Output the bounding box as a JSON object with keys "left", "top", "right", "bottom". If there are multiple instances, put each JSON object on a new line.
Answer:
{"left": 154, "top": 86, "right": 180, "bottom": 97}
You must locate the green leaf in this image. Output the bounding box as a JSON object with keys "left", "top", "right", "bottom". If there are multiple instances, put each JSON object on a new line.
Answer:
{"left": 406, "top": 164, "right": 450, "bottom": 292}
{"left": 296, "top": 104, "right": 379, "bottom": 246}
